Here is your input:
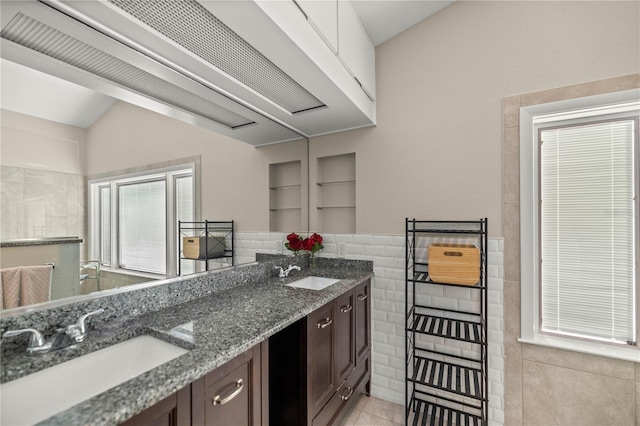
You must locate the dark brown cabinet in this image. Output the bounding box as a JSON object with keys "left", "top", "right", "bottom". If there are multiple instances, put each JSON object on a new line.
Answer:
{"left": 192, "top": 343, "right": 268, "bottom": 426}
{"left": 122, "top": 343, "right": 267, "bottom": 426}
{"left": 307, "top": 301, "right": 337, "bottom": 415}
{"left": 354, "top": 280, "right": 370, "bottom": 366}
{"left": 270, "top": 279, "right": 371, "bottom": 426}
{"left": 121, "top": 386, "right": 191, "bottom": 426}
{"left": 120, "top": 280, "right": 369, "bottom": 426}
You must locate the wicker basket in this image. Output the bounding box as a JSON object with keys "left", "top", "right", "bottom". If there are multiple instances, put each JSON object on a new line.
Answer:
{"left": 428, "top": 243, "right": 480, "bottom": 286}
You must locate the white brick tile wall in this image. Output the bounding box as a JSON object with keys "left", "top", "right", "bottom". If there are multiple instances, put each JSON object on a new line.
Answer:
{"left": 234, "top": 232, "right": 505, "bottom": 425}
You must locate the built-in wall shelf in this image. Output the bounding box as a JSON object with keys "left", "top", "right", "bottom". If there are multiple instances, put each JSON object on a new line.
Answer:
{"left": 269, "top": 161, "right": 302, "bottom": 232}
{"left": 316, "top": 179, "right": 355, "bottom": 186}
{"left": 316, "top": 154, "right": 355, "bottom": 233}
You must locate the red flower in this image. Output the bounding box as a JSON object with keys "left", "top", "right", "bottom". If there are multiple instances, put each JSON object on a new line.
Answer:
{"left": 302, "top": 238, "right": 314, "bottom": 251}
{"left": 285, "top": 233, "right": 303, "bottom": 252}
{"left": 285, "top": 232, "right": 324, "bottom": 254}
{"left": 309, "top": 233, "right": 323, "bottom": 244}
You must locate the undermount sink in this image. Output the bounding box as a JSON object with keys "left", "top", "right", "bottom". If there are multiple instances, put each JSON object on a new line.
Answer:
{"left": 1, "top": 335, "right": 188, "bottom": 425}
{"left": 285, "top": 276, "right": 340, "bottom": 291}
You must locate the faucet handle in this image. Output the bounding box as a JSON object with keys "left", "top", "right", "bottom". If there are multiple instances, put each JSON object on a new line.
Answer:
{"left": 76, "top": 308, "right": 104, "bottom": 334}
{"left": 2, "top": 328, "right": 45, "bottom": 348}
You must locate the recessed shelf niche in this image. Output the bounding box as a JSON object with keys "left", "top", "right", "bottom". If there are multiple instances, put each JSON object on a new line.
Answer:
{"left": 316, "top": 153, "right": 355, "bottom": 233}
{"left": 269, "top": 161, "right": 302, "bottom": 232}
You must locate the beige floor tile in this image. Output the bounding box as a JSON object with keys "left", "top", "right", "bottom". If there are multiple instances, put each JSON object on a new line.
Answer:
{"left": 362, "top": 396, "right": 404, "bottom": 424}
{"left": 353, "top": 411, "right": 403, "bottom": 426}
{"left": 339, "top": 393, "right": 369, "bottom": 426}
{"left": 337, "top": 395, "right": 405, "bottom": 426}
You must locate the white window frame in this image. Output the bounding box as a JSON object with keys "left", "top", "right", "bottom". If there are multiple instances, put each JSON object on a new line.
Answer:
{"left": 519, "top": 90, "right": 640, "bottom": 362}
{"left": 88, "top": 163, "right": 195, "bottom": 279}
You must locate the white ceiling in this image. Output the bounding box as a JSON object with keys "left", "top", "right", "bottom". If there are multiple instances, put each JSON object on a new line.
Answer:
{"left": 352, "top": 0, "right": 453, "bottom": 46}
{"left": 0, "top": 0, "right": 454, "bottom": 129}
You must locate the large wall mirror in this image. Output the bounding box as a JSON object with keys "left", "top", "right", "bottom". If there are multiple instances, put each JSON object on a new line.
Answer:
{"left": 0, "top": 57, "right": 309, "bottom": 314}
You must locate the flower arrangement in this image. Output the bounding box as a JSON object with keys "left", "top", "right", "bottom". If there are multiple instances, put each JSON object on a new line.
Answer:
{"left": 285, "top": 233, "right": 324, "bottom": 262}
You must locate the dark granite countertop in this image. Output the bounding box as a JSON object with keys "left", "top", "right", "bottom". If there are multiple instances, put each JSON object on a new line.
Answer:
{"left": 1, "top": 263, "right": 373, "bottom": 425}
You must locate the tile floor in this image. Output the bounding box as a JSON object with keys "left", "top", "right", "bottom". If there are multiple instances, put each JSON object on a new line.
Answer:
{"left": 338, "top": 393, "right": 404, "bottom": 426}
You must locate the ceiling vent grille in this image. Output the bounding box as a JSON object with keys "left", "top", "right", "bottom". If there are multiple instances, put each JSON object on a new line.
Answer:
{"left": 108, "top": 0, "right": 325, "bottom": 115}
{"left": 1, "top": 12, "right": 255, "bottom": 129}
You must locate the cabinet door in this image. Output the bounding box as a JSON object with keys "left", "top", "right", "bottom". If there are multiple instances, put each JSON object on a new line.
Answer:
{"left": 337, "top": 0, "right": 375, "bottom": 100}
{"left": 334, "top": 290, "right": 355, "bottom": 384}
{"left": 121, "top": 386, "right": 190, "bottom": 426}
{"left": 193, "top": 345, "right": 263, "bottom": 426}
{"left": 307, "top": 301, "right": 336, "bottom": 418}
{"left": 295, "top": 0, "right": 338, "bottom": 53}
{"left": 355, "top": 279, "right": 370, "bottom": 365}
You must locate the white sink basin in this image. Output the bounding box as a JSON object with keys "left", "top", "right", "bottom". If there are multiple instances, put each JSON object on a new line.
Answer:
{"left": 285, "top": 276, "right": 340, "bottom": 291}
{"left": 1, "top": 335, "right": 188, "bottom": 425}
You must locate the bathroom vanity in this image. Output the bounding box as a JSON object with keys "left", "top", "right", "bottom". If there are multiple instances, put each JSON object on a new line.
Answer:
{"left": 0, "top": 256, "right": 373, "bottom": 425}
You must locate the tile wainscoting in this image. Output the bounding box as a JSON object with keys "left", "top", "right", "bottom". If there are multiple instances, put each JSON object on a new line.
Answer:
{"left": 234, "top": 232, "right": 505, "bottom": 425}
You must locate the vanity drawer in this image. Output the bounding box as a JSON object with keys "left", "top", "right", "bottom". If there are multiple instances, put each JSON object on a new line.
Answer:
{"left": 192, "top": 345, "right": 265, "bottom": 426}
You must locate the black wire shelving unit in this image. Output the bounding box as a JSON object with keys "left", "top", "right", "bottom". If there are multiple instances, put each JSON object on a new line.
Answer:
{"left": 178, "top": 220, "right": 234, "bottom": 276}
{"left": 405, "top": 218, "right": 488, "bottom": 426}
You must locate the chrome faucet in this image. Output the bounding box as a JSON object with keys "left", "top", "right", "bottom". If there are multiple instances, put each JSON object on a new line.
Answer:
{"left": 1, "top": 328, "right": 52, "bottom": 354}
{"left": 275, "top": 264, "right": 301, "bottom": 278}
{"left": 63, "top": 308, "right": 105, "bottom": 344}
{"left": 2, "top": 308, "right": 104, "bottom": 354}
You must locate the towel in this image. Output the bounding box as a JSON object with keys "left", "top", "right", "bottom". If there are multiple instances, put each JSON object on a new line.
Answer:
{"left": 0, "top": 267, "right": 22, "bottom": 309}
{"left": 20, "top": 265, "right": 53, "bottom": 306}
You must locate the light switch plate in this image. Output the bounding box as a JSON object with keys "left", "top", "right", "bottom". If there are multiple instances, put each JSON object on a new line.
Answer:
{"left": 337, "top": 242, "right": 346, "bottom": 258}
{"left": 275, "top": 240, "right": 283, "bottom": 254}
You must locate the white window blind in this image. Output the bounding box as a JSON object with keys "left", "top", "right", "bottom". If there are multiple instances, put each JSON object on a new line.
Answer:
{"left": 119, "top": 180, "right": 166, "bottom": 274}
{"left": 540, "top": 119, "right": 636, "bottom": 343}
{"left": 99, "top": 186, "right": 111, "bottom": 266}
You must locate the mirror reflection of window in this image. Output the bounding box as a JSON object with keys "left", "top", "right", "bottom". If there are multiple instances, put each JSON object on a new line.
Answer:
{"left": 99, "top": 186, "right": 111, "bottom": 267}
{"left": 119, "top": 180, "right": 166, "bottom": 274}
{"left": 175, "top": 174, "right": 194, "bottom": 275}
{"left": 89, "top": 164, "right": 194, "bottom": 280}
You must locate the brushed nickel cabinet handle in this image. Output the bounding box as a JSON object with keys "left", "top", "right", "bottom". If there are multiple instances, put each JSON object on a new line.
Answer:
{"left": 340, "top": 386, "right": 354, "bottom": 401}
{"left": 212, "top": 379, "right": 244, "bottom": 406}
{"left": 357, "top": 294, "right": 368, "bottom": 301}
{"left": 340, "top": 304, "right": 352, "bottom": 313}
{"left": 317, "top": 318, "right": 333, "bottom": 329}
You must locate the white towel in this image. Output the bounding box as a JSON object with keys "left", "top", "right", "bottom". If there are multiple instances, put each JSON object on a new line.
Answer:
{"left": 20, "top": 265, "right": 53, "bottom": 306}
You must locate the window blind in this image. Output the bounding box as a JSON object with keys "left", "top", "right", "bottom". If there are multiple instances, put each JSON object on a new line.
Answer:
{"left": 540, "top": 119, "right": 636, "bottom": 343}
{"left": 119, "top": 180, "right": 166, "bottom": 274}
{"left": 99, "top": 186, "right": 111, "bottom": 267}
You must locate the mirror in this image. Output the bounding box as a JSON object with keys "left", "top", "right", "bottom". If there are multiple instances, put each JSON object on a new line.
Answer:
{"left": 0, "top": 58, "right": 307, "bottom": 313}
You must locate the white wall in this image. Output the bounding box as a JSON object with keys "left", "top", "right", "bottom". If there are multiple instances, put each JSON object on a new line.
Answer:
{"left": 310, "top": 0, "right": 640, "bottom": 237}
{"left": 86, "top": 101, "right": 307, "bottom": 232}
{"left": 0, "top": 109, "right": 86, "bottom": 174}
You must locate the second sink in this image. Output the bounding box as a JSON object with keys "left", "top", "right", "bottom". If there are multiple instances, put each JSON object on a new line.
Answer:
{"left": 1, "top": 335, "right": 189, "bottom": 425}
{"left": 285, "top": 276, "right": 340, "bottom": 291}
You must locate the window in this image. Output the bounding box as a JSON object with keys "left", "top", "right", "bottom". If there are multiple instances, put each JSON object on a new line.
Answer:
{"left": 520, "top": 92, "right": 639, "bottom": 361}
{"left": 89, "top": 164, "right": 194, "bottom": 277}
{"left": 539, "top": 119, "right": 635, "bottom": 344}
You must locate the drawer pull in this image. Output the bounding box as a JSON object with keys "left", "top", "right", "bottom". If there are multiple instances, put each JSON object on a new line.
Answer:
{"left": 340, "top": 304, "right": 352, "bottom": 313}
{"left": 357, "top": 294, "right": 368, "bottom": 301}
{"left": 340, "top": 386, "right": 354, "bottom": 401}
{"left": 212, "top": 379, "right": 244, "bottom": 406}
{"left": 317, "top": 318, "right": 333, "bottom": 329}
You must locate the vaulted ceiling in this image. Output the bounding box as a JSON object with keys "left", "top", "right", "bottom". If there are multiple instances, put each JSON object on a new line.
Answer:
{"left": 0, "top": 1, "right": 454, "bottom": 129}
